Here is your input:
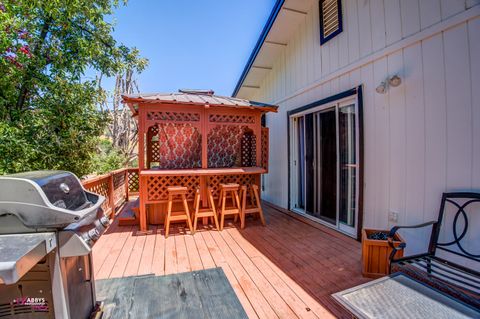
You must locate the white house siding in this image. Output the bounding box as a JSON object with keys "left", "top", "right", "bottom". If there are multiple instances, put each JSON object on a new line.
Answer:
{"left": 242, "top": 0, "right": 480, "bottom": 253}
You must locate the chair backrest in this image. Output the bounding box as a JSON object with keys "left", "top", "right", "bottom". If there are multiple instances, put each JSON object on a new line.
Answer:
{"left": 431, "top": 192, "right": 480, "bottom": 273}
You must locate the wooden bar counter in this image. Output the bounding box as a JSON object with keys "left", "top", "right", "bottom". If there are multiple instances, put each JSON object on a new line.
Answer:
{"left": 139, "top": 167, "right": 266, "bottom": 177}
{"left": 138, "top": 167, "right": 265, "bottom": 231}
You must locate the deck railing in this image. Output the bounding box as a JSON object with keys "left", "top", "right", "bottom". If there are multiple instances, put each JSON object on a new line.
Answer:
{"left": 82, "top": 167, "right": 139, "bottom": 217}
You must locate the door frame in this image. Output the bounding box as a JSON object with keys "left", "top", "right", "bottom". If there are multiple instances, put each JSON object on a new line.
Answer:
{"left": 286, "top": 86, "right": 364, "bottom": 240}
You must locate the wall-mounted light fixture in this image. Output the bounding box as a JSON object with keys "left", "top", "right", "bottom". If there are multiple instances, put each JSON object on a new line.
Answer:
{"left": 375, "top": 81, "right": 387, "bottom": 94}
{"left": 389, "top": 75, "right": 401, "bottom": 87}
{"left": 375, "top": 75, "right": 401, "bottom": 94}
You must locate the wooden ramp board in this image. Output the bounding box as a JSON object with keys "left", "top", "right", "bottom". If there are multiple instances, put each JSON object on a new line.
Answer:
{"left": 96, "top": 267, "right": 248, "bottom": 319}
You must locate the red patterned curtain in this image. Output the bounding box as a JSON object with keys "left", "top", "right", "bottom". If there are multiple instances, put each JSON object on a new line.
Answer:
{"left": 152, "top": 123, "right": 202, "bottom": 169}
{"left": 208, "top": 125, "right": 253, "bottom": 168}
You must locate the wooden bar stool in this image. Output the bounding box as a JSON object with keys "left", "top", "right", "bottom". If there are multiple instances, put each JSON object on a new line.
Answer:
{"left": 240, "top": 184, "right": 266, "bottom": 229}
{"left": 164, "top": 186, "right": 193, "bottom": 237}
{"left": 217, "top": 183, "right": 242, "bottom": 230}
{"left": 192, "top": 187, "right": 219, "bottom": 233}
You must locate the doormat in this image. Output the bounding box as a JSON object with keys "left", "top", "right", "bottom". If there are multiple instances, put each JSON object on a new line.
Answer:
{"left": 96, "top": 267, "right": 248, "bottom": 319}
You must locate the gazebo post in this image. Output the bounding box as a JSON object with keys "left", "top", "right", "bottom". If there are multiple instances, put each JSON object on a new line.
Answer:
{"left": 138, "top": 107, "right": 146, "bottom": 171}
{"left": 138, "top": 107, "right": 148, "bottom": 232}
{"left": 201, "top": 108, "right": 209, "bottom": 208}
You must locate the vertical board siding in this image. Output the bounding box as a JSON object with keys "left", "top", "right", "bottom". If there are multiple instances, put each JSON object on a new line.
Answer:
{"left": 441, "top": 0, "right": 467, "bottom": 20}
{"left": 422, "top": 33, "right": 448, "bottom": 222}
{"left": 246, "top": 0, "right": 478, "bottom": 246}
{"left": 387, "top": 50, "right": 406, "bottom": 226}
{"left": 403, "top": 43, "right": 425, "bottom": 226}
{"left": 400, "top": 0, "right": 421, "bottom": 38}
{"left": 370, "top": 0, "right": 387, "bottom": 51}
{"left": 384, "top": 0, "right": 403, "bottom": 46}
{"left": 346, "top": 0, "right": 360, "bottom": 62}
{"left": 360, "top": 63, "right": 376, "bottom": 229}
{"left": 469, "top": 17, "right": 480, "bottom": 189}
{"left": 358, "top": 0, "right": 373, "bottom": 58}
{"left": 443, "top": 24, "right": 473, "bottom": 189}
{"left": 419, "top": 0, "right": 442, "bottom": 29}
{"left": 403, "top": 43, "right": 428, "bottom": 254}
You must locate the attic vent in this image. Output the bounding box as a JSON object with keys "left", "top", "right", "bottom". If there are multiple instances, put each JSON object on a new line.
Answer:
{"left": 319, "top": 0, "right": 343, "bottom": 44}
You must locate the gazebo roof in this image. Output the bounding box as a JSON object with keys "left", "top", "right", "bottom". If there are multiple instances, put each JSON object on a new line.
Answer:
{"left": 122, "top": 89, "right": 278, "bottom": 115}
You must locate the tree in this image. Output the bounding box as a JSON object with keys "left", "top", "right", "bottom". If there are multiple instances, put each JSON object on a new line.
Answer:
{"left": 98, "top": 67, "right": 140, "bottom": 167}
{"left": 0, "top": 0, "right": 147, "bottom": 176}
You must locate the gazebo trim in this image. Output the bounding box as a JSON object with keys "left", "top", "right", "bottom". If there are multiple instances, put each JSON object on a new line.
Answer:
{"left": 122, "top": 92, "right": 278, "bottom": 115}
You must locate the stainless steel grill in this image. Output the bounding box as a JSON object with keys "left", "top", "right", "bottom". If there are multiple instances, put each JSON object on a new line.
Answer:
{"left": 0, "top": 171, "right": 110, "bottom": 319}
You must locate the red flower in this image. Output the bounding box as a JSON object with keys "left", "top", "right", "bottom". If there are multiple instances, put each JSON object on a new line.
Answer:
{"left": 19, "top": 45, "right": 30, "bottom": 56}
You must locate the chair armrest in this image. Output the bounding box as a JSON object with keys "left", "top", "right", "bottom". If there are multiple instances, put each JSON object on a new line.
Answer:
{"left": 387, "top": 221, "right": 437, "bottom": 263}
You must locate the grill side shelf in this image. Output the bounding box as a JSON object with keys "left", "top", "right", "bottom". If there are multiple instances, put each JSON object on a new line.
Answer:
{"left": 0, "top": 233, "right": 56, "bottom": 285}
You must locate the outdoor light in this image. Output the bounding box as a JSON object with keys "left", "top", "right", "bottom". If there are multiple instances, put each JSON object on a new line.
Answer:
{"left": 375, "top": 82, "right": 387, "bottom": 94}
{"left": 389, "top": 75, "right": 401, "bottom": 87}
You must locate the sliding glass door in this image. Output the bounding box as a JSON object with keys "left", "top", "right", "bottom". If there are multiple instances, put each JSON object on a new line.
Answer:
{"left": 290, "top": 98, "right": 360, "bottom": 237}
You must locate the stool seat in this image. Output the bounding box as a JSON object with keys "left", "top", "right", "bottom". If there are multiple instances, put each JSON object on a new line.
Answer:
{"left": 218, "top": 183, "right": 242, "bottom": 230}
{"left": 164, "top": 185, "right": 193, "bottom": 237}
{"left": 219, "top": 183, "right": 239, "bottom": 190}
{"left": 167, "top": 186, "right": 188, "bottom": 194}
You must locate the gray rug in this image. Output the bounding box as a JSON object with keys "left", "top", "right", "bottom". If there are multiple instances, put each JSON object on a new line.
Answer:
{"left": 332, "top": 273, "right": 480, "bottom": 319}
{"left": 96, "top": 267, "right": 248, "bottom": 319}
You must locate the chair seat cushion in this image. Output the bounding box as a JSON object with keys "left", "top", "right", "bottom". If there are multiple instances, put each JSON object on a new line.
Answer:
{"left": 392, "top": 257, "right": 480, "bottom": 309}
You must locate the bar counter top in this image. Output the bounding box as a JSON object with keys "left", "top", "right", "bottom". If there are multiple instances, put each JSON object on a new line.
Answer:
{"left": 139, "top": 167, "right": 266, "bottom": 176}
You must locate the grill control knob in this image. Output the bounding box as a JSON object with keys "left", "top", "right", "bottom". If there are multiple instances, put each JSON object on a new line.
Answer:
{"left": 99, "top": 216, "right": 110, "bottom": 228}
{"left": 87, "top": 228, "right": 100, "bottom": 242}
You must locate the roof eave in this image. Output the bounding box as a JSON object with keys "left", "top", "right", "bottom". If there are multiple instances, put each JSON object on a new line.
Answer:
{"left": 121, "top": 95, "right": 278, "bottom": 113}
{"left": 232, "top": 0, "right": 285, "bottom": 97}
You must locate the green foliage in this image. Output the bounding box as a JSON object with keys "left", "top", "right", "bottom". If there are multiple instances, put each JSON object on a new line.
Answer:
{"left": 91, "top": 138, "right": 127, "bottom": 174}
{"left": 0, "top": 0, "right": 147, "bottom": 177}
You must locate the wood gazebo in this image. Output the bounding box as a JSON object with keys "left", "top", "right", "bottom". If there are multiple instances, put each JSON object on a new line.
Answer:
{"left": 122, "top": 90, "right": 278, "bottom": 232}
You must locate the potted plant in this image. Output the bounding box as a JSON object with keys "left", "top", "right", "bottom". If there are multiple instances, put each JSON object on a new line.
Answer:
{"left": 361, "top": 228, "right": 405, "bottom": 278}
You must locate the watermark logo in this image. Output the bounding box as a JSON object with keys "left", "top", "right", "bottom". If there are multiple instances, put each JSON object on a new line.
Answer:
{"left": 12, "top": 297, "right": 48, "bottom": 311}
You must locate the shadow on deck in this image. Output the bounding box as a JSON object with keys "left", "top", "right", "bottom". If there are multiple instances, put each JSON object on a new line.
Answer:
{"left": 92, "top": 200, "right": 370, "bottom": 318}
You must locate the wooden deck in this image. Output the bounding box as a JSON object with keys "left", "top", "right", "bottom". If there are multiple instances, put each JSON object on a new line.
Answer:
{"left": 92, "top": 201, "right": 370, "bottom": 318}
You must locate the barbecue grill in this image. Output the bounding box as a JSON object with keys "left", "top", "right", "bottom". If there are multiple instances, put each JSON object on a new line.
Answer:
{"left": 0, "top": 171, "right": 110, "bottom": 319}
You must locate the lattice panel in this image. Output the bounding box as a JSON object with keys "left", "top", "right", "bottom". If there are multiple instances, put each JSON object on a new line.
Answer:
{"left": 209, "top": 114, "right": 255, "bottom": 124}
{"left": 261, "top": 127, "right": 269, "bottom": 170}
{"left": 241, "top": 130, "right": 256, "bottom": 167}
{"left": 128, "top": 170, "right": 139, "bottom": 193}
{"left": 208, "top": 125, "right": 251, "bottom": 168}
{"left": 147, "top": 111, "right": 200, "bottom": 122}
{"left": 208, "top": 174, "right": 255, "bottom": 199}
{"left": 146, "top": 175, "right": 200, "bottom": 202}
{"left": 86, "top": 181, "right": 110, "bottom": 212}
{"left": 147, "top": 126, "right": 161, "bottom": 164}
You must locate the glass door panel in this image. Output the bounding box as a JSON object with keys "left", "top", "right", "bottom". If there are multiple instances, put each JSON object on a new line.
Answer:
{"left": 338, "top": 104, "right": 357, "bottom": 229}
{"left": 296, "top": 117, "right": 305, "bottom": 210}
{"left": 312, "top": 109, "right": 337, "bottom": 223}
{"left": 290, "top": 98, "right": 359, "bottom": 238}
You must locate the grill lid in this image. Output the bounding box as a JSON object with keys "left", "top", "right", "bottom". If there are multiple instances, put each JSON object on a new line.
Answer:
{"left": 0, "top": 171, "right": 105, "bottom": 230}
{"left": 9, "top": 171, "right": 89, "bottom": 210}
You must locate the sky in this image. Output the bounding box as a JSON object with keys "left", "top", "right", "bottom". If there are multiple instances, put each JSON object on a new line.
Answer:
{"left": 84, "top": 0, "right": 276, "bottom": 98}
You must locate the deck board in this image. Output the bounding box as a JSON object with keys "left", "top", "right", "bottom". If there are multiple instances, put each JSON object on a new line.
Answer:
{"left": 93, "top": 201, "right": 370, "bottom": 318}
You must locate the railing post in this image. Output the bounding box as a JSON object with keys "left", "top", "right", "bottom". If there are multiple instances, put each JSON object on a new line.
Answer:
{"left": 109, "top": 173, "right": 115, "bottom": 216}
{"left": 125, "top": 168, "right": 130, "bottom": 202}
